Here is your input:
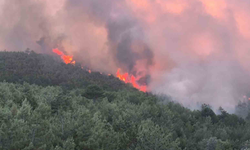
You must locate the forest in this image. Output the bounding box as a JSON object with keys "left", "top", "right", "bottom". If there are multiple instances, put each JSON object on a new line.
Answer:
{"left": 0, "top": 51, "right": 250, "bottom": 150}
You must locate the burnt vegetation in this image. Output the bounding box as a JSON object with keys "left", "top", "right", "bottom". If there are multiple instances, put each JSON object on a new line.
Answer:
{"left": 0, "top": 51, "right": 250, "bottom": 150}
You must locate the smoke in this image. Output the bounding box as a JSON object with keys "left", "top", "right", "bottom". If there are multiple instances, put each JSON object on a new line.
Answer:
{"left": 1, "top": 0, "right": 250, "bottom": 112}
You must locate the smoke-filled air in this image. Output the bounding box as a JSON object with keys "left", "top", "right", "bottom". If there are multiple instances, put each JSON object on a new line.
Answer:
{"left": 1, "top": 0, "right": 250, "bottom": 112}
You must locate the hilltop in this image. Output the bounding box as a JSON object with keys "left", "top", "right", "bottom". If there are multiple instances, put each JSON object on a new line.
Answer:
{"left": 0, "top": 50, "right": 132, "bottom": 91}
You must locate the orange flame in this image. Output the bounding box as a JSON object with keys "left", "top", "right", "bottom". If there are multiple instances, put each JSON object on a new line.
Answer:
{"left": 52, "top": 49, "right": 147, "bottom": 92}
{"left": 116, "top": 68, "right": 147, "bottom": 92}
{"left": 53, "top": 48, "right": 75, "bottom": 65}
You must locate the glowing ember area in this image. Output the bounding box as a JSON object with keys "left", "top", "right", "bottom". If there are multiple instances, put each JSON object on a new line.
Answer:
{"left": 116, "top": 69, "right": 147, "bottom": 92}
{"left": 53, "top": 48, "right": 75, "bottom": 65}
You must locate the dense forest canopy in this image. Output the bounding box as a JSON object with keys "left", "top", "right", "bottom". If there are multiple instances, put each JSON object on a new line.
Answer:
{"left": 0, "top": 51, "right": 250, "bottom": 150}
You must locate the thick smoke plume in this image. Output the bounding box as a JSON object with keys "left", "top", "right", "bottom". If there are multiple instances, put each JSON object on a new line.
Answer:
{"left": 1, "top": 0, "right": 250, "bottom": 112}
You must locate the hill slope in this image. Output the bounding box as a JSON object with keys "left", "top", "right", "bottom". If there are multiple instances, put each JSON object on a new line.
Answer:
{"left": 0, "top": 51, "right": 131, "bottom": 91}
{"left": 0, "top": 51, "right": 250, "bottom": 150}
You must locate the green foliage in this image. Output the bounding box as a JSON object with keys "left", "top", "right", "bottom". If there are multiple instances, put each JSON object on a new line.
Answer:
{"left": 0, "top": 82, "right": 249, "bottom": 150}
{"left": 0, "top": 51, "right": 250, "bottom": 149}
{"left": 83, "top": 85, "right": 104, "bottom": 99}
{"left": 201, "top": 104, "right": 218, "bottom": 123}
{"left": 134, "top": 119, "right": 180, "bottom": 150}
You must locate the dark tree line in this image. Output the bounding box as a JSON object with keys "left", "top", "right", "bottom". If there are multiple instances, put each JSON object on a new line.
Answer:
{"left": 0, "top": 50, "right": 131, "bottom": 91}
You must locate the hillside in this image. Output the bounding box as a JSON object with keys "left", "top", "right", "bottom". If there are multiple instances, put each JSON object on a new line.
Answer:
{"left": 0, "top": 51, "right": 250, "bottom": 150}
{"left": 0, "top": 50, "right": 131, "bottom": 91}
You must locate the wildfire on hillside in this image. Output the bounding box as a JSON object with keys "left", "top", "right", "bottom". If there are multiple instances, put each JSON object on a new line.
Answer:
{"left": 53, "top": 49, "right": 147, "bottom": 92}
{"left": 116, "top": 69, "right": 147, "bottom": 92}
{"left": 3, "top": 0, "right": 250, "bottom": 110}
{"left": 53, "top": 48, "right": 75, "bottom": 65}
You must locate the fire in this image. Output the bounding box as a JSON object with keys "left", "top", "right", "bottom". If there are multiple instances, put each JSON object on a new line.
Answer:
{"left": 116, "top": 68, "right": 147, "bottom": 92}
{"left": 117, "top": 69, "right": 129, "bottom": 82}
{"left": 53, "top": 48, "right": 75, "bottom": 65}
{"left": 52, "top": 48, "right": 147, "bottom": 92}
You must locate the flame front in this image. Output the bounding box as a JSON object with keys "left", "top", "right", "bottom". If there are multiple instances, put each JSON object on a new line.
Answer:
{"left": 116, "top": 69, "right": 147, "bottom": 92}
{"left": 53, "top": 48, "right": 75, "bottom": 65}
{"left": 53, "top": 49, "right": 147, "bottom": 92}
